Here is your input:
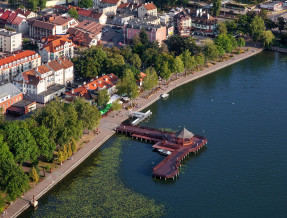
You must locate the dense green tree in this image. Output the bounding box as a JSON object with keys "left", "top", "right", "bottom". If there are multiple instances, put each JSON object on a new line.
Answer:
{"left": 214, "top": 34, "right": 233, "bottom": 53}
{"left": 159, "top": 61, "right": 171, "bottom": 81}
{"left": 195, "top": 53, "right": 205, "bottom": 67}
{"left": 71, "top": 138, "right": 77, "bottom": 153}
{"left": 27, "top": 0, "right": 38, "bottom": 11}
{"left": 142, "top": 48, "right": 159, "bottom": 68}
{"left": 225, "top": 20, "right": 237, "bottom": 33}
{"left": 117, "top": 69, "right": 139, "bottom": 102}
{"left": 38, "top": 0, "right": 46, "bottom": 9}
{"left": 142, "top": 67, "right": 158, "bottom": 91}
{"left": 74, "top": 98, "right": 101, "bottom": 130}
{"left": 211, "top": 0, "right": 221, "bottom": 17}
{"left": 57, "top": 150, "right": 64, "bottom": 165}
{"left": 139, "top": 30, "right": 150, "bottom": 48}
{"left": 218, "top": 22, "right": 228, "bottom": 35}
{"left": 165, "top": 35, "right": 198, "bottom": 56}
{"left": 262, "top": 30, "right": 275, "bottom": 48}
{"left": 78, "top": 0, "right": 93, "bottom": 8}
{"left": 30, "top": 125, "right": 56, "bottom": 161}
{"left": 106, "top": 53, "right": 125, "bottom": 75}
{"left": 237, "top": 37, "right": 246, "bottom": 47}
{"left": 67, "top": 144, "right": 73, "bottom": 158}
{"left": 250, "top": 15, "right": 265, "bottom": 41}
{"left": 265, "top": 19, "right": 277, "bottom": 31}
{"left": 68, "top": 8, "right": 79, "bottom": 19}
{"left": 173, "top": 56, "right": 185, "bottom": 75}
{"left": 277, "top": 17, "right": 286, "bottom": 34}
{"left": 203, "top": 39, "right": 219, "bottom": 61}
{"left": 129, "top": 54, "right": 141, "bottom": 69}
{"left": 3, "top": 122, "right": 38, "bottom": 164}
{"left": 97, "top": 89, "right": 110, "bottom": 109}
{"left": 281, "top": 33, "right": 287, "bottom": 45}
{"left": 180, "top": 50, "right": 194, "bottom": 73}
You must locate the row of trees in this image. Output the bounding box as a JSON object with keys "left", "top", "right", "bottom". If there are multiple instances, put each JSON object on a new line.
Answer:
{"left": 8, "top": 0, "right": 46, "bottom": 11}
{"left": 0, "top": 98, "right": 101, "bottom": 201}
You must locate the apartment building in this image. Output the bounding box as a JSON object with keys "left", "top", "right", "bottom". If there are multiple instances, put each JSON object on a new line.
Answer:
{"left": 0, "top": 82, "right": 23, "bottom": 114}
{"left": 13, "top": 57, "right": 74, "bottom": 103}
{"left": 0, "top": 29, "right": 22, "bottom": 52}
{"left": 138, "top": 2, "right": 157, "bottom": 18}
{"left": 38, "top": 35, "right": 75, "bottom": 62}
{"left": 29, "top": 16, "right": 78, "bottom": 40}
{"left": 0, "top": 50, "right": 41, "bottom": 82}
{"left": 174, "top": 12, "right": 191, "bottom": 36}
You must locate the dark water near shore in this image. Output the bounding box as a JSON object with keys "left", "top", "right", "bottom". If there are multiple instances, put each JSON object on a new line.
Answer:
{"left": 21, "top": 52, "right": 287, "bottom": 217}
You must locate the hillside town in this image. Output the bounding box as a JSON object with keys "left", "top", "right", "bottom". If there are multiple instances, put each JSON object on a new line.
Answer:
{"left": 0, "top": 0, "right": 287, "bottom": 216}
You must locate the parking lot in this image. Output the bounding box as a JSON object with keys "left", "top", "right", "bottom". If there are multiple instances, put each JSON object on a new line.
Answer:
{"left": 101, "top": 25, "right": 124, "bottom": 47}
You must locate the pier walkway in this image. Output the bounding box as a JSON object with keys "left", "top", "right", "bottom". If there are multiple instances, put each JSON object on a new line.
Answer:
{"left": 116, "top": 125, "right": 207, "bottom": 180}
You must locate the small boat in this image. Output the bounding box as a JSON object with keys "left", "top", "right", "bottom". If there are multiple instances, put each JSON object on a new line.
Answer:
{"left": 157, "top": 149, "right": 172, "bottom": 156}
{"left": 161, "top": 93, "right": 169, "bottom": 98}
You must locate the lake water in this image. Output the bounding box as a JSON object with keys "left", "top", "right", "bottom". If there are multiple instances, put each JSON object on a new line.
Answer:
{"left": 21, "top": 51, "right": 287, "bottom": 217}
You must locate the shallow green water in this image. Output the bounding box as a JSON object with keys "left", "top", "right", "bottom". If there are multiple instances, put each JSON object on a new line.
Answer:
{"left": 21, "top": 52, "right": 287, "bottom": 217}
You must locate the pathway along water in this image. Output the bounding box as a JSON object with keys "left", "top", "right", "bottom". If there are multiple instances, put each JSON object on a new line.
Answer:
{"left": 21, "top": 51, "right": 287, "bottom": 217}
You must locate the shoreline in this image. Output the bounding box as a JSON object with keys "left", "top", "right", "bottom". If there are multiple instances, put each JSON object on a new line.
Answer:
{"left": 4, "top": 46, "right": 263, "bottom": 218}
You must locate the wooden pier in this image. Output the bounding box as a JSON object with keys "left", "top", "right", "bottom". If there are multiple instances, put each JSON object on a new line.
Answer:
{"left": 116, "top": 125, "right": 207, "bottom": 180}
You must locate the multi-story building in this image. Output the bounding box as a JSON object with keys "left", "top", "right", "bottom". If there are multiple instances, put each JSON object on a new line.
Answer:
{"left": 0, "top": 82, "right": 23, "bottom": 114}
{"left": 0, "top": 29, "right": 22, "bottom": 52}
{"left": 174, "top": 11, "right": 191, "bottom": 36}
{"left": 29, "top": 16, "right": 78, "bottom": 40}
{"left": 138, "top": 2, "right": 157, "bottom": 18}
{"left": 124, "top": 22, "right": 166, "bottom": 44}
{"left": 38, "top": 35, "right": 75, "bottom": 63}
{"left": 190, "top": 9, "right": 218, "bottom": 35}
{"left": 0, "top": 50, "right": 41, "bottom": 82}
{"left": 0, "top": 10, "right": 29, "bottom": 34}
{"left": 65, "top": 73, "right": 119, "bottom": 101}
{"left": 13, "top": 57, "right": 74, "bottom": 103}
{"left": 77, "top": 9, "right": 107, "bottom": 24}
{"left": 67, "top": 20, "right": 102, "bottom": 47}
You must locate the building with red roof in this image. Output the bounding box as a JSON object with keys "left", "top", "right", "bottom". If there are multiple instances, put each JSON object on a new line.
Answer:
{"left": 0, "top": 50, "right": 41, "bottom": 82}
{"left": 138, "top": 2, "right": 157, "bottom": 18}
{"left": 0, "top": 10, "right": 29, "bottom": 34}
{"left": 65, "top": 73, "right": 119, "bottom": 101}
{"left": 77, "top": 9, "right": 107, "bottom": 24}
{"left": 13, "top": 57, "right": 74, "bottom": 104}
{"left": 38, "top": 35, "right": 75, "bottom": 62}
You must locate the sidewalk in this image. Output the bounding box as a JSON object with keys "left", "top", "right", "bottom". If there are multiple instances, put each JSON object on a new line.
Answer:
{"left": 3, "top": 46, "right": 263, "bottom": 218}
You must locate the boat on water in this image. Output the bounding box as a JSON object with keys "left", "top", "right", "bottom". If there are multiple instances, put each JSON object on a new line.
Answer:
{"left": 157, "top": 149, "right": 172, "bottom": 156}
{"left": 161, "top": 93, "right": 169, "bottom": 98}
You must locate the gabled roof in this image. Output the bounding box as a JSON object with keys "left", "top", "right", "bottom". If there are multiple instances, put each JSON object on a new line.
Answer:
{"left": 41, "top": 35, "right": 74, "bottom": 53}
{"left": 142, "top": 2, "right": 157, "bottom": 10}
{"left": 46, "top": 57, "right": 73, "bottom": 71}
{"left": 176, "top": 128, "right": 194, "bottom": 139}
{"left": 50, "top": 16, "right": 75, "bottom": 25}
{"left": 22, "top": 69, "right": 41, "bottom": 86}
{"left": 0, "top": 10, "right": 12, "bottom": 21}
{"left": 0, "top": 50, "right": 40, "bottom": 67}
{"left": 6, "top": 12, "right": 17, "bottom": 23}
{"left": 11, "top": 16, "right": 25, "bottom": 25}
{"left": 77, "top": 9, "right": 92, "bottom": 17}
{"left": 100, "top": 0, "right": 120, "bottom": 4}
{"left": 118, "top": 3, "right": 129, "bottom": 8}
{"left": 30, "top": 20, "right": 55, "bottom": 30}
{"left": 36, "top": 65, "right": 51, "bottom": 74}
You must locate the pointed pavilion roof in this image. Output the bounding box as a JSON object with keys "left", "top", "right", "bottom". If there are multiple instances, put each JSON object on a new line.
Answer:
{"left": 176, "top": 128, "right": 194, "bottom": 139}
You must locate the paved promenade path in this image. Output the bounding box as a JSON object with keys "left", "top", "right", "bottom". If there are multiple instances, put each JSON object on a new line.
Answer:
{"left": 4, "top": 46, "right": 262, "bottom": 218}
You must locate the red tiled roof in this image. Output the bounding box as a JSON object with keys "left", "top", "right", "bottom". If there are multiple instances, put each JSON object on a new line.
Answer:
{"left": 50, "top": 16, "right": 75, "bottom": 25}
{"left": 100, "top": 0, "right": 120, "bottom": 4}
{"left": 11, "top": 16, "right": 24, "bottom": 25}
{"left": 65, "top": 73, "right": 118, "bottom": 98}
{"left": 36, "top": 65, "right": 51, "bottom": 74}
{"left": 77, "top": 9, "right": 92, "bottom": 17}
{"left": 41, "top": 35, "right": 74, "bottom": 53}
{"left": 6, "top": 12, "right": 17, "bottom": 22}
{"left": 118, "top": 3, "right": 129, "bottom": 8}
{"left": 0, "top": 50, "right": 40, "bottom": 68}
{"left": 143, "top": 2, "right": 157, "bottom": 10}
{"left": 47, "top": 57, "right": 73, "bottom": 71}
{"left": 22, "top": 69, "right": 41, "bottom": 86}
{"left": 31, "top": 20, "right": 55, "bottom": 30}
{"left": 0, "top": 10, "right": 12, "bottom": 20}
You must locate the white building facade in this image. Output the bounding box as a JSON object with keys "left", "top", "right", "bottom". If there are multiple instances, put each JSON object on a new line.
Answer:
{"left": 0, "top": 29, "right": 22, "bottom": 52}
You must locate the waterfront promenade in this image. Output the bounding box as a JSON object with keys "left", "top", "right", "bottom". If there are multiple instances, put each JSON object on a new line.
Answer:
{"left": 4, "top": 46, "right": 262, "bottom": 218}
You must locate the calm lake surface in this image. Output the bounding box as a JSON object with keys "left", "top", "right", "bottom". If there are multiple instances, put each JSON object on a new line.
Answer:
{"left": 21, "top": 51, "right": 287, "bottom": 217}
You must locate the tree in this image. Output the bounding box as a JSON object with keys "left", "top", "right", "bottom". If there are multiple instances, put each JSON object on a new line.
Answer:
{"left": 110, "top": 100, "right": 122, "bottom": 117}
{"left": 68, "top": 144, "right": 73, "bottom": 158}
{"left": 74, "top": 98, "right": 101, "bottom": 130}
{"left": 57, "top": 150, "right": 64, "bottom": 165}
{"left": 139, "top": 30, "right": 150, "bottom": 48}
{"left": 159, "top": 61, "right": 171, "bottom": 81}
{"left": 142, "top": 67, "right": 158, "bottom": 92}
{"left": 262, "top": 30, "right": 275, "bottom": 49}
{"left": 265, "top": 19, "right": 277, "bottom": 31}
{"left": 211, "top": 0, "right": 221, "bottom": 17}
{"left": 142, "top": 48, "right": 159, "bottom": 68}
{"left": 129, "top": 53, "right": 141, "bottom": 69}
{"left": 165, "top": 35, "right": 199, "bottom": 56}
{"left": 78, "top": 0, "right": 93, "bottom": 8}
{"left": 62, "top": 145, "right": 68, "bottom": 161}
{"left": 27, "top": 0, "right": 38, "bottom": 11}
{"left": 173, "top": 56, "right": 185, "bottom": 75}
{"left": 71, "top": 138, "right": 77, "bottom": 153}
{"left": 3, "top": 122, "right": 39, "bottom": 165}
{"left": 214, "top": 34, "right": 233, "bottom": 53}
{"left": 218, "top": 22, "right": 228, "bottom": 35}
{"left": 68, "top": 8, "right": 79, "bottom": 19}
{"left": 30, "top": 125, "right": 56, "bottom": 162}
{"left": 195, "top": 53, "right": 205, "bottom": 67}
{"left": 97, "top": 89, "right": 110, "bottom": 109}
{"left": 237, "top": 37, "right": 246, "bottom": 47}
{"left": 38, "top": 0, "right": 46, "bottom": 9}
{"left": 180, "top": 50, "right": 194, "bottom": 73}
{"left": 117, "top": 69, "right": 139, "bottom": 103}
{"left": 225, "top": 20, "right": 237, "bottom": 33}
{"left": 277, "top": 17, "right": 286, "bottom": 34}
{"left": 250, "top": 16, "right": 265, "bottom": 41}
{"left": 203, "top": 39, "right": 219, "bottom": 61}
{"left": 30, "top": 166, "right": 39, "bottom": 183}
